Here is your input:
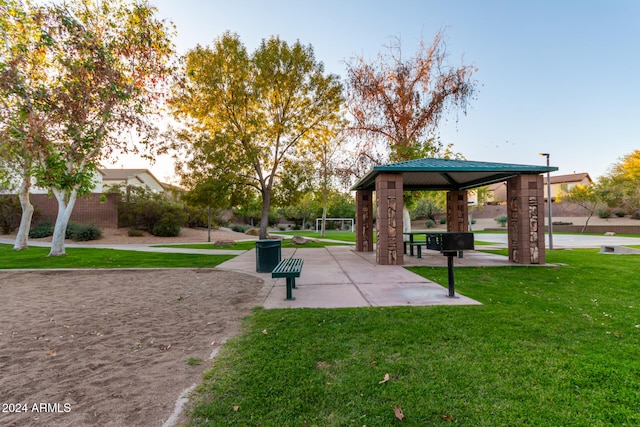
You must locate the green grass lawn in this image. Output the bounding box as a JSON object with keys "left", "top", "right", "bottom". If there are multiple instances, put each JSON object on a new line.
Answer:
{"left": 156, "top": 239, "right": 350, "bottom": 251}
{"left": 156, "top": 242, "right": 258, "bottom": 251}
{"left": 0, "top": 244, "right": 233, "bottom": 269}
{"left": 187, "top": 249, "right": 640, "bottom": 426}
{"left": 276, "top": 230, "right": 358, "bottom": 242}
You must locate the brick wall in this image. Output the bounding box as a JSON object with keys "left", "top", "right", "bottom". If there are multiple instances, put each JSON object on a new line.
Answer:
{"left": 31, "top": 193, "right": 118, "bottom": 228}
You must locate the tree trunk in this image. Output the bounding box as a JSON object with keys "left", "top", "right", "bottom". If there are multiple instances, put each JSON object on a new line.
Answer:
{"left": 581, "top": 211, "right": 593, "bottom": 234}
{"left": 13, "top": 178, "right": 34, "bottom": 251}
{"left": 259, "top": 189, "right": 271, "bottom": 240}
{"left": 48, "top": 188, "right": 79, "bottom": 256}
{"left": 321, "top": 196, "right": 328, "bottom": 238}
{"left": 402, "top": 206, "right": 411, "bottom": 242}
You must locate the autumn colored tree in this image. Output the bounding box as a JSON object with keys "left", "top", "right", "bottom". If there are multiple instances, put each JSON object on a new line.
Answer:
{"left": 10, "top": 0, "right": 175, "bottom": 256}
{"left": 0, "top": 0, "right": 51, "bottom": 250}
{"left": 345, "top": 30, "right": 477, "bottom": 172}
{"left": 171, "top": 32, "right": 344, "bottom": 239}
{"left": 599, "top": 150, "right": 640, "bottom": 217}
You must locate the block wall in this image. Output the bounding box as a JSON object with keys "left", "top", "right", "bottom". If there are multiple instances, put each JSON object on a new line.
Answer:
{"left": 31, "top": 193, "right": 119, "bottom": 228}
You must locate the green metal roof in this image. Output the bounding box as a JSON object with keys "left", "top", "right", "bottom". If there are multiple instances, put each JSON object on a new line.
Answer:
{"left": 351, "top": 158, "right": 559, "bottom": 191}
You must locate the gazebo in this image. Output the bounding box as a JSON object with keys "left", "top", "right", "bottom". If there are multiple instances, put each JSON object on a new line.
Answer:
{"left": 351, "top": 158, "right": 558, "bottom": 265}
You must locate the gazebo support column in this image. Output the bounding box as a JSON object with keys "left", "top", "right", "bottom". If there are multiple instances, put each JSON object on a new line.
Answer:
{"left": 446, "top": 190, "right": 469, "bottom": 232}
{"left": 506, "top": 174, "right": 546, "bottom": 264}
{"left": 375, "top": 173, "right": 404, "bottom": 265}
{"left": 355, "top": 189, "right": 374, "bottom": 252}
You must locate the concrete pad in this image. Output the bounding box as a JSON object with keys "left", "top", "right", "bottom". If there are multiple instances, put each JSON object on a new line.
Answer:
{"left": 216, "top": 246, "right": 484, "bottom": 309}
{"left": 263, "top": 282, "right": 369, "bottom": 309}
{"left": 600, "top": 245, "right": 640, "bottom": 254}
{"left": 356, "top": 282, "right": 483, "bottom": 307}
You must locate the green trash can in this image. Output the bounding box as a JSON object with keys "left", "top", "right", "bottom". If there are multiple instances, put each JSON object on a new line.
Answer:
{"left": 255, "top": 239, "right": 282, "bottom": 272}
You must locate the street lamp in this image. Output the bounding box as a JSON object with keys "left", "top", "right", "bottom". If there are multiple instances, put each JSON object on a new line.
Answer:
{"left": 539, "top": 153, "right": 553, "bottom": 250}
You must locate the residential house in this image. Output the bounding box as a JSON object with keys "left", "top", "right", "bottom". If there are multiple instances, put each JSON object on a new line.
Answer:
{"left": 99, "top": 168, "right": 166, "bottom": 193}
{"left": 487, "top": 182, "right": 507, "bottom": 204}
{"left": 543, "top": 172, "right": 593, "bottom": 201}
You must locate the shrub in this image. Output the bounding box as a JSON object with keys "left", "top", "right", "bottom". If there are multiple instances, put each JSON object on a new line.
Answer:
{"left": 65, "top": 222, "right": 81, "bottom": 239}
{"left": 0, "top": 196, "right": 22, "bottom": 234}
{"left": 151, "top": 221, "right": 181, "bottom": 237}
{"left": 28, "top": 221, "right": 102, "bottom": 241}
{"left": 29, "top": 221, "right": 54, "bottom": 238}
{"left": 495, "top": 215, "right": 508, "bottom": 227}
{"left": 425, "top": 219, "right": 436, "bottom": 229}
{"left": 439, "top": 217, "right": 447, "bottom": 224}
{"left": 67, "top": 223, "right": 102, "bottom": 242}
{"left": 128, "top": 228, "right": 144, "bottom": 237}
{"left": 231, "top": 224, "right": 249, "bottom": 233}
{"left": 183, "top": 205, "right": 209, "bottom": 228}
{"left": 410, "top": 198, "right": 442, "bottom": 221}
{"left": 598, "top": 209, "right": 611, "bottom": 219}
{"left": 114, "top": 186, "right": 187, "bottom": 234}
{"left": 245, "top": 227, "right": 260, "bottom": 236}
{"left": 614, "top": 209, "right": 626, "bottom": 218}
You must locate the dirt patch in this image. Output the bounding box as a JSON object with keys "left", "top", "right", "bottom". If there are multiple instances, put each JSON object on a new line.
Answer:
{"left": 0, "top": 269, "right": 264, "bottom": 426}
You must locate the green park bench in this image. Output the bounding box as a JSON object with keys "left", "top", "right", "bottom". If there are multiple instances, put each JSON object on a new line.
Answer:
{"left": 271, "top": 257, "right": 304, "bottom": 300}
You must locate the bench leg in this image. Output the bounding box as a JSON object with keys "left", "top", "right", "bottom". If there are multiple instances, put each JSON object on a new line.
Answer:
{"left": 403, "top": 241, "right": 407, "bottom": 255}
{"left": 417, "top": 245, "right": 422, "bottom": 258}
{"left": 285, "top": 277, "right": 296, "bottom": 300}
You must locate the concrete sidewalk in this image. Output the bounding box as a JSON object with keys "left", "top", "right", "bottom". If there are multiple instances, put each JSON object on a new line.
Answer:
{"left": 217, "top": 246, "right": 484, "bottom": 309}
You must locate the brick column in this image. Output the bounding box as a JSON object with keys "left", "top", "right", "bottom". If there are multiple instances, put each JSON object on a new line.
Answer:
{"left": 446, "top": 190, "right": 469, "bottom": 232}
{"left": 355, "top": 189, "right": 374, "bottom": 252}
{"left": 375, "top": 173, "right": 404, "bottom": 265}
{"left": 506, "top": 174, "right": 546, "bottom": 264}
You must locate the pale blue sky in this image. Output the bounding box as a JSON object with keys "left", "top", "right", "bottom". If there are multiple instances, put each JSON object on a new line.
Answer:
{"left": 139, "top": 0, "right": 639, "bottom": 182}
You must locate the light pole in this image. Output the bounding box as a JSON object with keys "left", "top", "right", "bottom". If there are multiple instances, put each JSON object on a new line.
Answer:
{"left": 539, "top": 153, "right": 553, "bottom": 250}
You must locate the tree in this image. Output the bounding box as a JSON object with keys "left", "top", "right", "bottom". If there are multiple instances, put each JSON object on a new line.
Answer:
{"left": 0, "top": 0, "right": 51, "bottom": 250}
{"left": 171, "top": 32, "right": 344, "bottom": 239}
{"left": 345, "top": 30, "right": 477, "bottom": 172}
{"left": 314, "top": 133, "right": 346, "bottom": 237}
{"left": 600, "top": 150, "right": 640, "bottom": 218}
{"left": 280, "top": 192, "right": 320, "bottom": 230}
{"left": 21, "top": 0, "right": 175, "bottom": 256}
{"left": 561, "top": 184, "right": 602, "bottom": 233}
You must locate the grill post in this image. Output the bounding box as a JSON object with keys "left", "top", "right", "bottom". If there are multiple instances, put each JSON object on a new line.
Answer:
{"left": 446, "top": 252, "right": 456, "bottom": 298}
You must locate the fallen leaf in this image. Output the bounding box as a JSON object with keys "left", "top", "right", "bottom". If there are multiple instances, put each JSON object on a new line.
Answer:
{"left": 379, "top": 373, "right": 390, "bottom": 384}
{"left": 233, "top": 406, "right": 239, "bottom": 412}
{"left": 370, "top": 361, "right": 377, "bottom": 366}
{"left": 46, "top": 349, "right": 57, "bottom": 356}
{"left": 441, "top": 414, "right": 453, "bottom": 421}
{"left": 635, "top": 324, "right": 640, "bottom": 329}
{"left": 159, "top": 344, "right": 172, "bottom": 351}
{"left": 393, "top": 405, "right": 404, "bottom": 420}
{"left": 262, "top": 329, "right": 268, "bottom": 335}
